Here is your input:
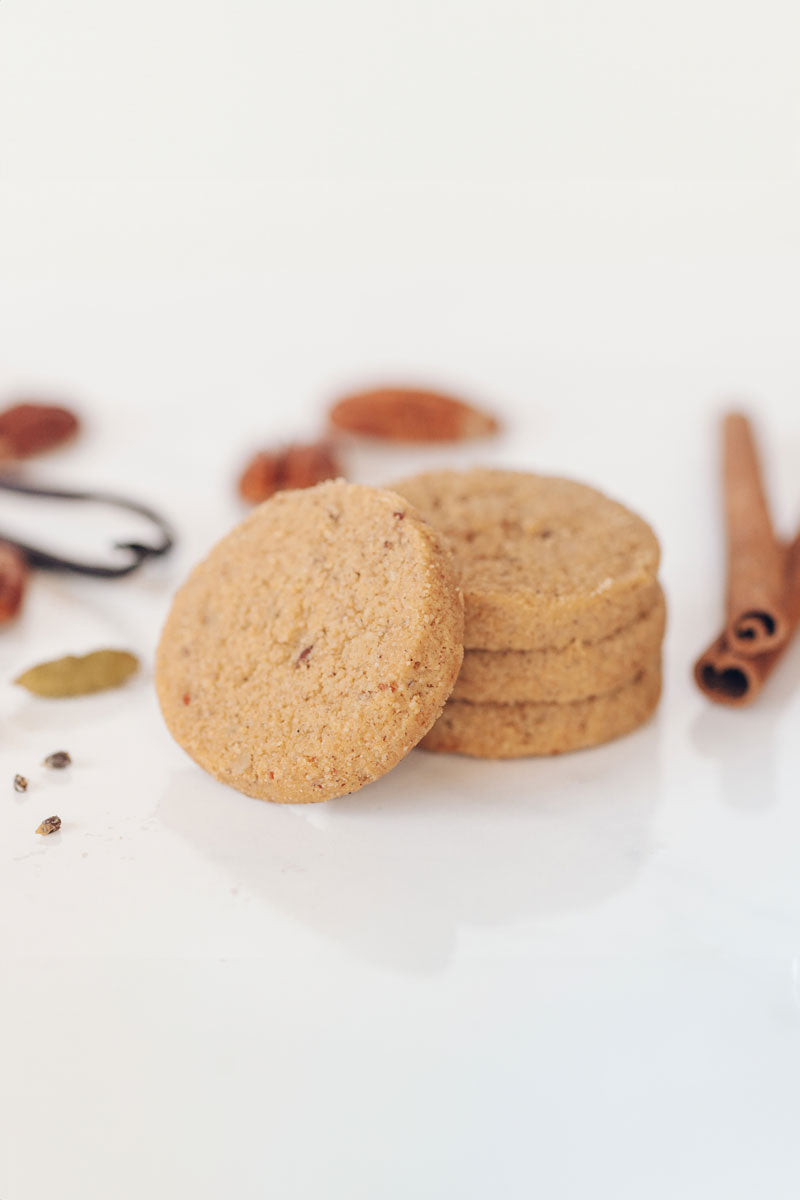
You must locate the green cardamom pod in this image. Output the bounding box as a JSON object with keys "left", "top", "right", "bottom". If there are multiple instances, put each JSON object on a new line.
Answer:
{"left": 15, "top": 649, "right": 140, "bottom": 698}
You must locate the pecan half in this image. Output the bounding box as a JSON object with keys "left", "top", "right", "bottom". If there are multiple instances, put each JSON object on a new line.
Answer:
{"left": 239, "top": 441, "right": 341, "bottom": 504}
{"left": 329, "top": 387, "right": 499, "bottom": 442}
{"left": 0, "top": 402, "right": 80, "bottom": 459}
{"left": 0, "top": 541, "right": 29, "bottom": 624}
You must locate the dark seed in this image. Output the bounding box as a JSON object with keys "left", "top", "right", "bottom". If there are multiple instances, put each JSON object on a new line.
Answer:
{"left": 43, "top": 751, "right": 71, "bottom": 769}
{"left": 35, "top": 815, "right": 62, "bottom": 836}
{"left": 13, "top": 774, "right": 28, "bottom": 793}
{"left": 295, "top": 646, "right": 313, "bottom": 667}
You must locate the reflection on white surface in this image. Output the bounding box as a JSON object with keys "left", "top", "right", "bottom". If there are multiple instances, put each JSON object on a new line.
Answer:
{"left": 690, "top": 635, "right": 800, "bottom": 814}
{"left": 158, "top": 722, "right": 663, "bottom": 974}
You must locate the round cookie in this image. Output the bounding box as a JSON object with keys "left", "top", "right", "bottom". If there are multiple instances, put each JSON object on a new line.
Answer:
{"left": 392, "top": 469, "right": 661, "bottom": 651}
{"left": 156, "top": 480, "right": 464, "bottom": 803}
{"left": 452, "top": 587, "right": 666, "bottom": 703}
{"left": 420, "top": 661, "right": 661, "bottom": 758}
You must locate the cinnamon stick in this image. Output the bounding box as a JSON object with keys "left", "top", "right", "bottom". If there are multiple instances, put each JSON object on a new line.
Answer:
{"left": 722, "top": 412, "right": 788, "bottom": 655}
{"left": 695, "top": 532, "right": 800, "bottom": 707}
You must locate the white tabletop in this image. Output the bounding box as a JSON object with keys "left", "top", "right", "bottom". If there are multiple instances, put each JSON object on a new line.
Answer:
{"left": 2, "top": 3, "right": 800, "bottom": 1197}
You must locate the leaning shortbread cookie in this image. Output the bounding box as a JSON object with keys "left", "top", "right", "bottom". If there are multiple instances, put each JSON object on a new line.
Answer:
{"left": 392, "top": 469, "right": 661, "bottom": 651}
{"left": 156, "top": 480, "right": 464, "bottom": 803}
{"left": 452, "top": 588, "right": 666, "bottom": 703}
{"left": 421, "top": 662, "right": 661, "bottom": 758}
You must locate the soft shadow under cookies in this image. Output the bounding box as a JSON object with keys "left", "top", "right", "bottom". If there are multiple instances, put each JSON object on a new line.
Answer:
{"left": 158, "top": 719, "right": 663, "bottom": 977}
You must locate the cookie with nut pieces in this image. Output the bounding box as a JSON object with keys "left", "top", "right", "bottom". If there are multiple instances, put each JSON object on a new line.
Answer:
{"left": 156, "top": 480, "right": 464, "bottom": 803}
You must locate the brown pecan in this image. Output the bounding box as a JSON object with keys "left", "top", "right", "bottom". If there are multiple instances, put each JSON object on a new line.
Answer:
{"left": 0, "top": 402, "right": 80, "bottom": 459}
{"left": 238, "top": 441, "right": 341, "bottom": 505}
{"left": 0, "top": 541, "right": 29, "bottom": 624}
{"left": 329, "top": 387, "right": 499, "bottom": 442}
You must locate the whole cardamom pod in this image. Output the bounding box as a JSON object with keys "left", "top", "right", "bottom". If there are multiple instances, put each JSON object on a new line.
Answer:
{"left": 15, "top": 649, "right": 140, "bottom": 698}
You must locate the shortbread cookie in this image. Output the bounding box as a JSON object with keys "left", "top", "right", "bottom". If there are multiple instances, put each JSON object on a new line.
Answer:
{"left": 392, "top": 469, "right": 661, "bottom": 650}
{"left": 452, "top": 588, "right": 666, "bottom": 703}
{"left": 421, "top": 661, "right": 661, "bottom": 757}
{"left": 156, "top": 480, "right": 464, "bottom": 803}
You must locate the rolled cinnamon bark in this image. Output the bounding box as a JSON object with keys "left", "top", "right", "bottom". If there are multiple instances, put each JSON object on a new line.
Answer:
{"left": 695, "top": 533, "right": 800, "bottom": 707}
{"left": 723, "top": 412, "right": 788, "bottom": 655}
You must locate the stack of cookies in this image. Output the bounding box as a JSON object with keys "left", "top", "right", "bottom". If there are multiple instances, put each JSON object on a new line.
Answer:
{"left": 156, "top": 471, "right": 665, "bottom": 805}
{"left": 392, "top": 469, "right": 665, "bottom": 757}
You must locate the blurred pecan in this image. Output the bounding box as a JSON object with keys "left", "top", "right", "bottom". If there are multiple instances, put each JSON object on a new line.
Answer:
{"left": 0, "top": 541, "right": 29, "bottom": 624}
{"left": 329, "top": 386, "right": 499, "bottom": 442}
{"left": 239, "top": 441, "right": 341, "bottom": 504}
{"left": 0, "top": 402, "right": 80, "bottom": 460}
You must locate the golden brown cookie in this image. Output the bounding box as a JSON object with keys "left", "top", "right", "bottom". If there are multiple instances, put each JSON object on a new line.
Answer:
{"left": 156, "top": 480, "right": 464, "bottom": 803}
{"left": 420, "top": 661, "right": 661, "bottom": 758}
{"left": 392, "top": 469, "right": 661, "bottom": 651}
{"left": 452, "top": 587, "right": 666, "bottom": 703}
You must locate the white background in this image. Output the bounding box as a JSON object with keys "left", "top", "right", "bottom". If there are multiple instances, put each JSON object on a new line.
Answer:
{"left": 2, "top": 2, "right": 800, "bottom": 1197}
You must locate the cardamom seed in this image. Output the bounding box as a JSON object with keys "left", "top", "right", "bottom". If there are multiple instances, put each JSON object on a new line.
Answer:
{"left": 15, "top": 649, "right": 140, "bottom": 698}
{"left": 35, "top": 815, "right": 61, "bottom": 836}
{"left": 43, "top": 750, "right": 72, "bottom": 769}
